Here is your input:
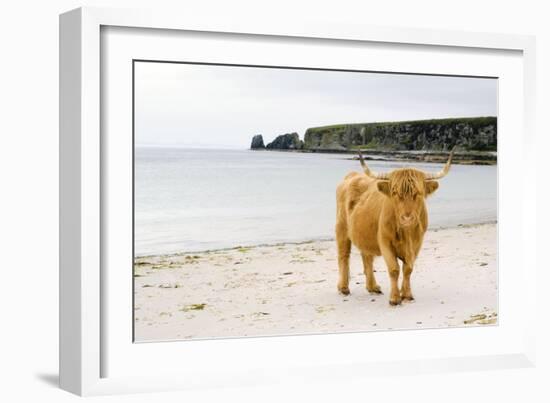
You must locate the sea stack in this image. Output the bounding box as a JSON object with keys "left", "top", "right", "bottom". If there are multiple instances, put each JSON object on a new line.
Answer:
{"left": 250, "top": 134, "right": 265, "bottom": 149}
{"left": 266, "top": 132, "right": 303, "bottom": 150}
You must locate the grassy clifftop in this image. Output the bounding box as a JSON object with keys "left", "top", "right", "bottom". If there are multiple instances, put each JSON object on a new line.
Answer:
{"left": 303, "top": 116, "right": 497, "bottom": 152}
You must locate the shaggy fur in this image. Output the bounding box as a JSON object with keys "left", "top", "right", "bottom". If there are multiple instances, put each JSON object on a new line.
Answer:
{"left": 335, "top": 167, "right": 440, "bottom": 305}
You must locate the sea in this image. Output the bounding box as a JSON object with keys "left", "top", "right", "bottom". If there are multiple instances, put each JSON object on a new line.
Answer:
{"left": 135, "top": 147, "right": 497, "bottom": 256}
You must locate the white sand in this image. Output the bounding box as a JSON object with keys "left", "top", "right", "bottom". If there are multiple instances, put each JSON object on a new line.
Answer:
{"left": 134, "top": 223, "right": 497, "bottom": 342}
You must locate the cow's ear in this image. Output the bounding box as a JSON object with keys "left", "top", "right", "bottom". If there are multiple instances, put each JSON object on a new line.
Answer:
{"left": 425, "top": 180, "right": 439, "bottom": 196}
{"left": 377, "top": 181, "right": 390, "bottom": 196}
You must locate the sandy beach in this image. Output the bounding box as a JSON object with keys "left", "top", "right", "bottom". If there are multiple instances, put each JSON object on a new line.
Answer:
{"left": 134, "top": 222, "right": 497, "bottom": 342}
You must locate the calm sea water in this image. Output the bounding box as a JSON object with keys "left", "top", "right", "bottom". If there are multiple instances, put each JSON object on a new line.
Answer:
{"left": 135, "top": 148, "right": 497, "bottom": 256}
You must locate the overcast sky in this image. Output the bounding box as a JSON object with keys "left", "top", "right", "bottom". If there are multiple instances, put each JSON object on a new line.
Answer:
{"left": 134, "top": 61, "right": 497, "bottom": 148}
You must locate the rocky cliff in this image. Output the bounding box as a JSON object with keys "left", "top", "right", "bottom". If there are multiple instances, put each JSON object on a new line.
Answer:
{"left": 302, "top": 117, "right": 497, "bottom": 152}
{"left": 265, "top": 132, "right": 303, "bottom": 150}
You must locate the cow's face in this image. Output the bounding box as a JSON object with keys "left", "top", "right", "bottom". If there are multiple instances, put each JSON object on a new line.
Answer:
{"left": 377, "top": 169, "right": 439, "bottom": 228}
{"left": 357, "top": 147, "right": 455, "bottom": 228}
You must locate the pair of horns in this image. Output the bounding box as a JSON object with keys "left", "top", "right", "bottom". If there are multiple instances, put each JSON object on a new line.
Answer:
{"left": 358, "top": 146, "right": 456, "bottom": 180}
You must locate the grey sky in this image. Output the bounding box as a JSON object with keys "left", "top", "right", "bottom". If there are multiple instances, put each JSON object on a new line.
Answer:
{"left": 135, "top": 62, "right": 497, "bottom": 148}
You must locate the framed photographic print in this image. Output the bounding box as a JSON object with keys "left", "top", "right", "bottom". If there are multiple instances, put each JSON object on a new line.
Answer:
{"left": 60, "top": 7, "right": 537, "bottom": 396}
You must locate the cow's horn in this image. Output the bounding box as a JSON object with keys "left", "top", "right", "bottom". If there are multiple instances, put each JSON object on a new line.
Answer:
{"left": 358, "top": 150, "right": 389, "bottom": 180}
{"left": 425, "top": 146, "right": 457, "bottom": 180}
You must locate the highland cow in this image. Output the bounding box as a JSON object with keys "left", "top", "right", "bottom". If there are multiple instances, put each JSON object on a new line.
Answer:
{"left": 335, "top": 148, "right": 455, "bottom": 305}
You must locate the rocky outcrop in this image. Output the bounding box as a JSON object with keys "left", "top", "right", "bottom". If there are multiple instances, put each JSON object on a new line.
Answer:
{"left": 266, "top": 132, "right": 303, "bottom": 150}
{"left": 252, "top": 118, "right": 497, "bottom": 164}
{"left": 302, "top": 117, "right": 497, "bottom": 152}
{"left": 250, "top": 134, "right": 265, "bottom": 149}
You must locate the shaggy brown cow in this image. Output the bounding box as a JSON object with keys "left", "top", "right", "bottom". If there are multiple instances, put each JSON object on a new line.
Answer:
{"left": 335, "top": 148, "right": 455, "bottom": 305}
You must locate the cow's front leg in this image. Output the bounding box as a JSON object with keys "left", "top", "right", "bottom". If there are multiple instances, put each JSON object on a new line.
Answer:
{"left": 336, "top": 228, "right": 352, "bottom": 295}
{"left": 380, "top": 244, "right": 401, "bottom": 305}
{"left": 401, "top": 262, "right": 414, "bottom": 301}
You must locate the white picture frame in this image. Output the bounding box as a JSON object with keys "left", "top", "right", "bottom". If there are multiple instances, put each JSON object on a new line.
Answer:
{"left": 59, "top": 6, "right": 537, "bottom": 396}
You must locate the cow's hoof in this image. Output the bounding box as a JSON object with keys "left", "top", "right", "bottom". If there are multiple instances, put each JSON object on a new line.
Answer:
{"left": 389, "top": 298, "right": 402, "bottom": 306}
{"left": 338, "top": 286, "right": 350, "bottom": 295}
{"left": 367, "top": 285, "right": 382, "bottom": 294}
{"left": 402, "top": 295, "right": 415, "bottom": 302}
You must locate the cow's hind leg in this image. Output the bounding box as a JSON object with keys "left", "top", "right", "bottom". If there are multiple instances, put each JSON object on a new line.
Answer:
{"left": 336, "top": 228, "right": 352, "bottom": 295}
{"left": 361, "top": 253, "right": 381, "bottom": 294}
